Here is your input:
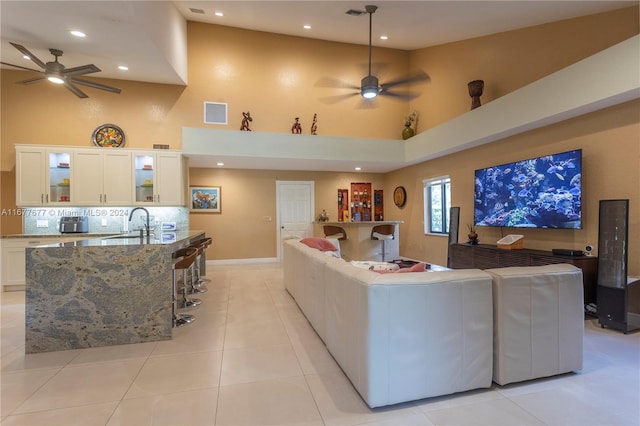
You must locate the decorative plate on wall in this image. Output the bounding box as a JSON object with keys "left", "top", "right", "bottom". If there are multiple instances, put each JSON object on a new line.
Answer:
{"left": 92, "top": 124, "right": 125, "bottom": 147}
{"left": 393, "top": 186, "right": 407, "bottom": 208}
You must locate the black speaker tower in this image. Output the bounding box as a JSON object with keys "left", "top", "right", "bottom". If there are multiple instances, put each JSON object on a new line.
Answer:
{"left": 596, "top": 199, "right": 640, "bottom": 333}
{"left": 447, "top": 207, "right": 461, "bottom": 268}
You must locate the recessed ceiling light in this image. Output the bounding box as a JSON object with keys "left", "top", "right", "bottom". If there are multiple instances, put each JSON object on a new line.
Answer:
{"left": 215, "top": 11, "right": 224, "bottom": 17}
{"left": 217, "top": 162, "right": 224, "bottom": 166}
{"left": 355, "top": 167, "right": 362, "bottom": 171}
{"left": 380, "top": 35, "right": 388, "bottom": 40}
{"left": 303, "top": 25, "right": 311, "bottom": 30}
{"left": 70, "top": 30, "right": 86, "bottom": 38}
{"left": 23, "top": 55, "right": 30, "bottom": 60}
{"left": 118, "top": 65, "right": 129, "bottom": 71}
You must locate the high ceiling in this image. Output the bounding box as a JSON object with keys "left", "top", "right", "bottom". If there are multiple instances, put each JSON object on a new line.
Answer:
{"left": 1, "top": 1, "right": 636, "bottom": 86}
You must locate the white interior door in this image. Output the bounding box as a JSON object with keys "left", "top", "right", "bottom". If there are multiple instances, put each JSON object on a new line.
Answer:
{"left": 276, "top": 181, "right": 314, "bottom": 261}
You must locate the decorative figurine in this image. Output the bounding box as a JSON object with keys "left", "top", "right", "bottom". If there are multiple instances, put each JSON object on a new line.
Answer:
{"left": 240, "top": 111, "right": 252, "bottom": 131}
{"left": 468, "top": 80, "right": 484, "bottom": 110}
{"left": 311, "top": 113, "right": 318, "bottom": 135}
{"left": 318, "top": 209, "right": 329, "bottom": 222}
{"left": 291, "top": 117, "right": 302, "bottom": 134}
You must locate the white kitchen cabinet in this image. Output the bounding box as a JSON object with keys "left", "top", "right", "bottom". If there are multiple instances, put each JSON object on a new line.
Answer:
{"left": 132, "top": 151, "right": 183, "bottom": 205}
{"left": 73, "top": 149, "right": 132, "bottom": 205}
{"left": 2, "top": 238, "right": 51, "bottom": 291}
{"left": 16, "top": 146, "right": 73, "bottom": 206}
{"left": 16, "top": 145, "right": 184, "bottom": 207}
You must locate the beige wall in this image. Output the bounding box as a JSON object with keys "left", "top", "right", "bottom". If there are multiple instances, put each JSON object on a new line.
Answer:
{"left": 389, "top": 100, "right": 640, "bottom": 275}
{"left": 1, "top": 7, "right": 638, "bottom": 274}
{"left": 188, "top": 168, "right": 385, "bottom": 260}
{"left": 408, "top": 7, "right": 639, "bottom": 130}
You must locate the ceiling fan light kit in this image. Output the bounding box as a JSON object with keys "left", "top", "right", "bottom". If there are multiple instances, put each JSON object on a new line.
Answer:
{"left": 361, "top": 75, "right": 379, "bottom": 99}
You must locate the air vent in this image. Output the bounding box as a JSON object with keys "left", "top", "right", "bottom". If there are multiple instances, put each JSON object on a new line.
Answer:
{"left": 204, "top": 102, "right": 228, "bottom": 125}
{"left": 346, "top": 9, "right": 365, "bottom": 16}
{"left": 189, "top": 8, "right": 205, "bottom": 14}
{"left": 153, "top": 144, "right": 170, "bottom": 150}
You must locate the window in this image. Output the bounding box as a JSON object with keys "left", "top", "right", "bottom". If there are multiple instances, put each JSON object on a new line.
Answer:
{"left": 423, "top": 177, "right": 451, "bottom": 234}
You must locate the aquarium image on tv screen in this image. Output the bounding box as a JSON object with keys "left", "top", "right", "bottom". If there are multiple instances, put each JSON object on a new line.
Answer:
{"left": 474, "top": 149, "right": 582, "bottom": 229}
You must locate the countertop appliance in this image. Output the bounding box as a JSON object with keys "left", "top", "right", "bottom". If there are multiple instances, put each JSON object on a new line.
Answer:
{"left": 59, "top": 216, "right": 88, "bottom": 233}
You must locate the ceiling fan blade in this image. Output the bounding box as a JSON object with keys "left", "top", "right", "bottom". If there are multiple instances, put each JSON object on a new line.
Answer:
{"left": 17, "top": 76, "right": 46, "bottom": 85}
{"left": 318, "top": 92, "right": 360, "bottom": 105}
{"left": 9, "top": 42, "right": 46, "bottom": 69}
{"left": 0, "top": 61, "right": 43, "bottom": 73}
{"left": 380, "top": 71, "right": 430, "bottom": 90}
{"left": 315, "top": 77, "right": 360, "bottom": 91}
{"left": 379, "top": 90, "right": 421, "bottom": 102}
{"left": 64, "top": 81, "right": 88, "bottom": 98}
{"left": 62, "top": 64, "right": 101, "bottom": 77}
{"left": 70, "top": 77, "right": 121, "bottom": 94}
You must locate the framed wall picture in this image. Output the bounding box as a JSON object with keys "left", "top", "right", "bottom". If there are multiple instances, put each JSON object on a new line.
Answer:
{"left": 190, "top": 186, "right": 221, "bottom": 213}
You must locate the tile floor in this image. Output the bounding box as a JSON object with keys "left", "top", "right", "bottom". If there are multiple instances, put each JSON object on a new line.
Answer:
{"left": 1, "top": 263, "right": 639, "bottom": 425}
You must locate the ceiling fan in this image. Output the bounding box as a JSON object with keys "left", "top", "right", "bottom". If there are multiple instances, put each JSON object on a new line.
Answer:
{"left": 0, "top": 42, "right": 121, "bottom": 98}
{"left": 317, "top": 5, "right": 428, "bottom": 103}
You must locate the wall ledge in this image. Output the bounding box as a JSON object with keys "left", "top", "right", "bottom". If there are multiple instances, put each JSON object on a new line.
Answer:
{"left": 183, "top": 35, "right": 639, "bottom": 172}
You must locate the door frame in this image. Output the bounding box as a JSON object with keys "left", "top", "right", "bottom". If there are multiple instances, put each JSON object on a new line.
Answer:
{"left": 276, "top": 180, "right": 315, "bottom": 261}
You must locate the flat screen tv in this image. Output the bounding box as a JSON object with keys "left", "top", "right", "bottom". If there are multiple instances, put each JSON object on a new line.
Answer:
{"left": 474, "top": 149, "right": 582, "bottom": 229}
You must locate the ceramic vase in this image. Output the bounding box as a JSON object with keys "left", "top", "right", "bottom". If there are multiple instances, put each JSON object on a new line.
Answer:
{"left": 468, "top": 232, "right": 479, "bottom": 244}
{"left": 468, "top": 80, "right": 484, "bottom": 110}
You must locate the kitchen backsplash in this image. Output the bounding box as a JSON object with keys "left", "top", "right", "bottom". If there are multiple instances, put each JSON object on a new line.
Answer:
{"left": 22, "top": 207, "right": 189, "bottom": 235}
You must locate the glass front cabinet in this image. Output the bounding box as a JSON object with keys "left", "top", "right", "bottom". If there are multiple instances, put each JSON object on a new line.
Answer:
{"left": 16, "top": 146, "right": 73, "bottom": 206}
{"left": 133, "top": 151, "right": 183, "bottom": 206}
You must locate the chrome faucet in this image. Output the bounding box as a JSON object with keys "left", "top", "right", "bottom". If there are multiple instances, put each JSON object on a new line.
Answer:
{"left": 128, "top": 207, "right": 150, "bottom": 239}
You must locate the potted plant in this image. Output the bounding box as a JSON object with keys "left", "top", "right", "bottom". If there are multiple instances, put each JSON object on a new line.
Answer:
{"left": 402, "top": 110, "right": 418, "bottom": 140}
{"left": 467, "top": 224, "right": 479, "bottom": 244}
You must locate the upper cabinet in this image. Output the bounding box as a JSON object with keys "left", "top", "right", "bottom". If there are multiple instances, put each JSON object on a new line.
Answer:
{"left": 73, "top": 149, "right": 132, "bottom": 205}
{"left": 132, "top": 151, "right": 183, "bottom": 206}
{"left": 16, "top": 146, "right": 73, "bottom": 206}
{"left": 15, "top": 145, "right": 183, "bottom": 207}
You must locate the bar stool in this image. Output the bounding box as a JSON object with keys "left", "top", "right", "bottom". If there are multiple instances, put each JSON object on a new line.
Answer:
{"left": 174, "top": 246, "right": 202, "bottom": 310}
{"left": 371, "top": 224, "right": 395, "bottom": 262}
{"left": 323, "top": 225, "right": 347, "bottom": 240}
{"left": 186, "top": 239, "right": 210, "bottom": 294}
{"left": 192, "top": 237, "right": 212, "bottom": 286}
{"left": 172, "top": 247, "right": 198, "bottom": 327}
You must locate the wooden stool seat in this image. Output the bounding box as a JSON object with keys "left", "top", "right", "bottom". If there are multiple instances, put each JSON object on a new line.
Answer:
{"left": 323, "top": 225, "right": 348, "bottom": 240}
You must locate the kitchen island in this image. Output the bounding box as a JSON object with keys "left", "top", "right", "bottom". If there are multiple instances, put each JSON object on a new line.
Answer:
{"left": 24, "top": 230, "right": 204, "bottom": 353}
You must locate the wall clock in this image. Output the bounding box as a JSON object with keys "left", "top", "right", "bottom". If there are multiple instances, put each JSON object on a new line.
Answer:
{"left": 393, "top": 186, "right": 407, "bottom": 208}
{"left": 92, "top": 124, "right": 125, "bottom": 147}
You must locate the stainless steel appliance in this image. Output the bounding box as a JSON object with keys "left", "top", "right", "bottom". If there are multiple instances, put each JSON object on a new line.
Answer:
{"left": 59, "top": 216, "right": 88, "bottom": 233}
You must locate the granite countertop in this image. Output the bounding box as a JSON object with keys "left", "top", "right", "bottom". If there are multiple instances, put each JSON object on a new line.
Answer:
{"left": 0, "top": 233, "right": 116, "bottom": 239}
{"left": 18, "top": 230, "right": 204, "bottom": 248}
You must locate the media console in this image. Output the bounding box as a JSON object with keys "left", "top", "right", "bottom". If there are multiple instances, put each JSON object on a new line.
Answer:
{"left": 449, "top": 243, "right": 598, "bottom": 304}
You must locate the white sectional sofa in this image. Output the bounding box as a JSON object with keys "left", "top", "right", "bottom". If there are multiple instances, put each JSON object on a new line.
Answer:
{"left": 487, "top": 264, "right": 584, "bottom": 385}
{"left": 283, "top": 238, "right": 494, "bottom": 408}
